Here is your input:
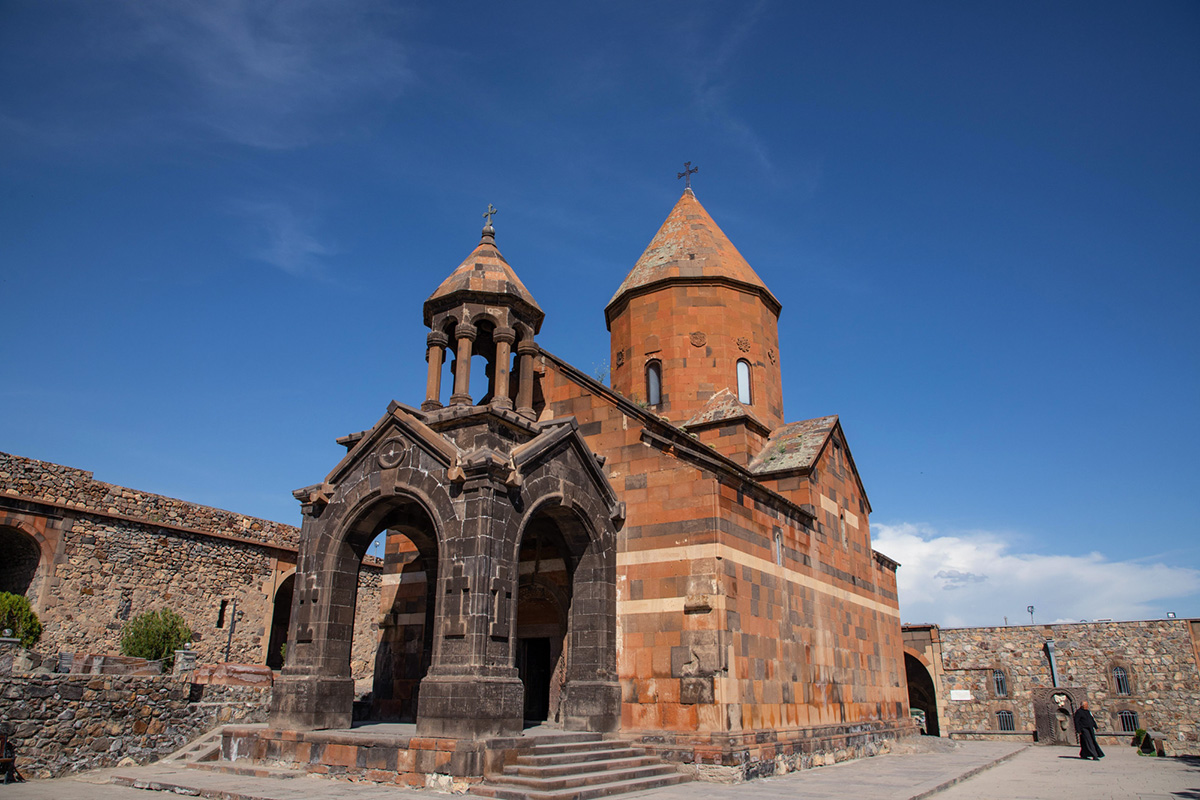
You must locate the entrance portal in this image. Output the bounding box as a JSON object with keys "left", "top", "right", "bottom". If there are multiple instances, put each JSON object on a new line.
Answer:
{"left": 515, "top": 509, "right": 572, "bottom": 725}
{"left": 904, "top": 652, "right": 940, "bottom": 736}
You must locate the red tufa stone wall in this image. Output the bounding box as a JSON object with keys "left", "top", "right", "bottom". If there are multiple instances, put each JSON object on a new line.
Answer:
{"left": 533, "top": 352, "right": 909, "bottom": 772}
{"left": 608, "top": 284, "right": 784, "bottom": 431}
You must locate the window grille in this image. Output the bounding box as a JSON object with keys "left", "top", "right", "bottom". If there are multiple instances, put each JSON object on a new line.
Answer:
{"left": 993, "top": 669, "right": 1008, "bottom": 697}
{"left": 1113, "top": 666, "right": 1131, "bottom": 695}
{"left": 996, "top": 710, "right": 1015, "bottom": 731}
{"left": 1118, "top": 710, "right": 1139, "bottom": 732}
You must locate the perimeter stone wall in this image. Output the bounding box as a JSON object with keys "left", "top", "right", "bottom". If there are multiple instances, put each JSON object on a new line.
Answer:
{"left": 0, "top": 451, "right": 382, "bottom": 682}
{"left": 0, "top": 665, "right": 269, "bottom": 778}
{"left": 933, "top": 620, "right": 1200, "bottom": 755}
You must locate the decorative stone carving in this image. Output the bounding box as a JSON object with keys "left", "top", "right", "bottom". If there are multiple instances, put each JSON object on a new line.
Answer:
{"left": 376, "top": 437, "right": 408, "bottom": 469}
{"left": 689, "top": 331, "right": 707, "bottom": 347}
{"left": 736, "top": 337, "right": 751, "bottom": 353}
{"left": 615, "top": 350, "right": 625, "bottom": 367}
{"left": 768, "top": 348, "right": 776, "bottom": 364}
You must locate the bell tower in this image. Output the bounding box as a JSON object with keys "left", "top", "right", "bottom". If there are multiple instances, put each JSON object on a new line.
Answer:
{"left": 606, "top": 187, "right": 784, "bottom": 430}
{"left": 422, "top": 207, "right": 544, "bottom": 418}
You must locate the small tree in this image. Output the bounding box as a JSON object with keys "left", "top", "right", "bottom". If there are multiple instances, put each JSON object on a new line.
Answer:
{"left": 120, "top": 608, "right": 191, "bottom": 670}
{"left": 0, "top": 592, "right": 42, "bottom": 648}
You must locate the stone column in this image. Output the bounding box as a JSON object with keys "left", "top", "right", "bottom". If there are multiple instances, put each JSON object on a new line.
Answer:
{"left": 422, "top": 330, "right": 449, "bottom": 411}
{"left": 516, "top": 340, "right": 539, "bottom": 419}
{"left": 450, "top": 322, "right": 477, "bottom": 406}
{"left": 491, "top": 327, "right": 515, "bottom": 411}
{"left": 417, "top": 467, "right": 523, "bottom": 739}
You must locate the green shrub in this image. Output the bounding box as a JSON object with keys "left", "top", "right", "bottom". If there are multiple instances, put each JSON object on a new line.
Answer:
{"left": 0, "top": 592, "right": 42, "bottom": 648}
{"left": 120, "top": 608, "right": 191, "bottom": 670}
{"left": 1132, "top": 728, "right": 1147, "bottom": 746}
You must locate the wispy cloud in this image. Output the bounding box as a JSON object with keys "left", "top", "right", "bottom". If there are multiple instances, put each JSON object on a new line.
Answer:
{"left": 124, "top": 0, "right": 413, "bottom": 148}
{"left": 874, "top": 522, "right": 1200, "bottom": 627}
{"left": 236, "top": 200, "right": 334, "bottom": 277}
{"left": 679, "top": 2, "right": 774, "bottom": 172}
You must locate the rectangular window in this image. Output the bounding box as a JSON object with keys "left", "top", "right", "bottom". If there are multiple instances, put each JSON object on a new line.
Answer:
{"left": 997, "top": 710, "right": 1015, "bottom": 731}
{"left": 1119, "top": 710, "right": 1139, "bottom": 732}
{"left": 217, "top": 599, "right": 228, "bottom": 629}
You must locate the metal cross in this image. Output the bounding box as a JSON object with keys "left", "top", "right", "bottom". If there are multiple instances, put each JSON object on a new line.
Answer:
{"left": 677, "top": 161, "right": 698, "bottom": 189}
{"left": 483, "top": 203, "right": 498, "bottom": 227}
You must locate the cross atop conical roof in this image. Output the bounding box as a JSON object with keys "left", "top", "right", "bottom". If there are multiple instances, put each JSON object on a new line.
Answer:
{"left": 424, "top": 224, "right": 544, "bottom": 332}
{"left": 605, "top": 189, "right": 779, "bottom": 326}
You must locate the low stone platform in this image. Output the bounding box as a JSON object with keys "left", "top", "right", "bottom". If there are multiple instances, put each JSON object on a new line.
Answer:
{"left": 217, "top": 723, "right": 637, "bottom": 787}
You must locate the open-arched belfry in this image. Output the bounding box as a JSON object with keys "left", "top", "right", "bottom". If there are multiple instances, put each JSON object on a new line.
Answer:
{"left": 270, "top": 219, "right": 623, "bottom": 738}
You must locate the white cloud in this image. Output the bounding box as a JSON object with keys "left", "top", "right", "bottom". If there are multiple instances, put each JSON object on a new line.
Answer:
{"left": 873, "top": 522, "right": 1200, "bottom": 628}
{"left": 236, "top": 200, "right": 334, "bottom": 277}
{"left": 126, "top": 0, "right": 413, "bottom": 148}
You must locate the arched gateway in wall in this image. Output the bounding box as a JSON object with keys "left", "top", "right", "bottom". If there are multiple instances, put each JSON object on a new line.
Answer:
{"left": 270, "top": 221, "right": 623, "bottom": 738}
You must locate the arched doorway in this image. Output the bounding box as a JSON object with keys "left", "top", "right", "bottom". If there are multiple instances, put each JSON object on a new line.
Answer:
{"left": 0, "top": 526, "right": 43, "bottom": 599}
{"left": 266, "top": 574, "right": 295, "bottom": 670}
{"left": 905, "top": 652, "right": 940, "bottom": 736}
{"left": 515, "top": 512, "right": 572, "bottom": 726}
{"left": 512, "top": 502, "right": 617, "bottom": 731}
{"left": 370, "top": 529, "right": 435, "bottom": 722}
{"left": 338, "top": 498, "right": 439, "bottom": 724}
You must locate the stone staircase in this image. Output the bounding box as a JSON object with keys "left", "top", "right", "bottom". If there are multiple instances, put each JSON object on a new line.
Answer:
{"left": 158, "top": 726, "right": 225, "bottom": 765}
{"left": 470, "top": 735, "right": 689, "bottom": 800}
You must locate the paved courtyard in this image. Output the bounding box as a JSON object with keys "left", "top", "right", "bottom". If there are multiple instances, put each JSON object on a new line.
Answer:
{"left": 1, "top": 740, "right": 1196, "bottom": 800}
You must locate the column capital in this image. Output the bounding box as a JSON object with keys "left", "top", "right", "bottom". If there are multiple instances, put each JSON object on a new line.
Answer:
{"left": 455, "top": 322, "right": 478, "bottom": 341}
{"left": 492, "top": 326, "right": 516, "bottom": 345}
{"left": 426, "top": 330, "right": 450, "bottom": 348}
{"left": 516, "top": 340, "right": 539, "bottom": 357}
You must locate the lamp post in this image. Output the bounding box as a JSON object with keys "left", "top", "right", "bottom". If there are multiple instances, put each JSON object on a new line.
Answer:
{"left": 1027, "top": 605, "right": 1035, "bottom": 625}
{"left": 223, "top": 599, "right": 244, "bottom": 663}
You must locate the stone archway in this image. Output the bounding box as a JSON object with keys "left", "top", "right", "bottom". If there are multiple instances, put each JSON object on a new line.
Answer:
{"left": 370, "top": 528, "right": 437, "bottom": 723}
{"left": 905, "top": 651, "right": 940, "bottom": 736}
{"left": 0, "top": 525, "right": 44, "bottom": 599}
{"left": 271, "top": 404, "right": 621, "bottom": 739}
{"left": 266, "top": 573, "right": 295, "bottom": 670}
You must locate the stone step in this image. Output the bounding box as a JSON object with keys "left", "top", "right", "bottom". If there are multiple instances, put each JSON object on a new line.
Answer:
{"left": 511, "top": 736, "right": 610, "bottom": 756}
{"left": 160, "top": 726, "right": 225, "bottom": 764}
{"left": 515, "top": 746, "right": 647, "bottom": 767}
{"left": 185, "top": 760, "right": 304, "bottom": 779}
{"left": 488, "top": 763, "right": 681, "bottom": 792}
{"left": 505, "top": 754, "right": 661, "bottom": 778}
{"left": 470, "top": 770, "right": 689, "bottom": 800}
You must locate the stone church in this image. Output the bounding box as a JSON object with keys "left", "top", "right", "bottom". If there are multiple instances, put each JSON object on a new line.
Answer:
{"left": 272, "top": 186, "right": 911, "bottom": 772}
{"left": 1, "top": 186, "right": 912, "bottom": 780}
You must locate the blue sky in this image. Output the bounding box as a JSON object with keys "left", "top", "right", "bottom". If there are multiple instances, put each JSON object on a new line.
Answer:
{"left": 2, "top": 1, "right": 1197, "bottom": 627}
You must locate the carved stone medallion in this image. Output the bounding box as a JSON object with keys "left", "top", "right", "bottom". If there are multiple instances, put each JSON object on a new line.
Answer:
{"left": 736, "top": 336, "right": 751, "bottom": 353}
{"left": 377, "top": 437, "right": 408, "bottom": 469}
{"left": 689, "top": 331, "right": 707, "bottom": 348}
{"left": 768, "top": 348, "right": 776, "bottom": 364}
{"left": 615, "top": 350, "right": 626, "bottom": 367}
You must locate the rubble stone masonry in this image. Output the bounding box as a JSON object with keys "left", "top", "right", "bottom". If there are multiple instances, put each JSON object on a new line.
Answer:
{"left": 0, "top": 451, "right": 380, "bottom": 679}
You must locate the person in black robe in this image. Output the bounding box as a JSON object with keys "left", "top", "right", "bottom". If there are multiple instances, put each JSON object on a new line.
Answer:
{"left": 1073, "top": 701, "right": 1105, "bottom": 760}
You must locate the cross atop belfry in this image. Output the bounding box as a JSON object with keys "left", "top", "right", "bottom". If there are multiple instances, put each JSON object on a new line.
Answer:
{"left": 483, "top": 203, "right": 498, "bottom": 228}
{"left": 677, "top": 161, "right": 698, "bottom": 189}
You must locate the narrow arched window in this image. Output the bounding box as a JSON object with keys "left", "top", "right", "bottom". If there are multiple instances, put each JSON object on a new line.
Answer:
{"left": 996, "top": 710, "right": 1015, "bottom": 731}
{"left": 993, "top": 669, "right": 1008, "bottom": 698}
{"left": 1113, "top": 666, "right": 1130, "bottom": 695}
{"left": 646, "top": 361, "right": 662, "bottom": 406}
{"left": 1118, "top": 710, "right": 1138, "bottom": 732}
{"left": 736, "top": 359, "right": 752, "bottom": 404}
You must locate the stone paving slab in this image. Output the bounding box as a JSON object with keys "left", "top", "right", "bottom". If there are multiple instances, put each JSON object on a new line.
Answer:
{"left": 3, "top": 741, "right": 1195, "bottom": 800}
{"left": 932, "top": 745, "right": 1200, "bottom": 800}
{"left": 623, "top": 741, "right": 1027, "bottom": 800}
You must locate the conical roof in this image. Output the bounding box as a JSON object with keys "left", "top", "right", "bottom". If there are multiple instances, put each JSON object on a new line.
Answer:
{"left": 424, "top": 227, "right": 544, "bottom": 332}
{"left": 605, "top": 189, "right": 779, "bottom": 324}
